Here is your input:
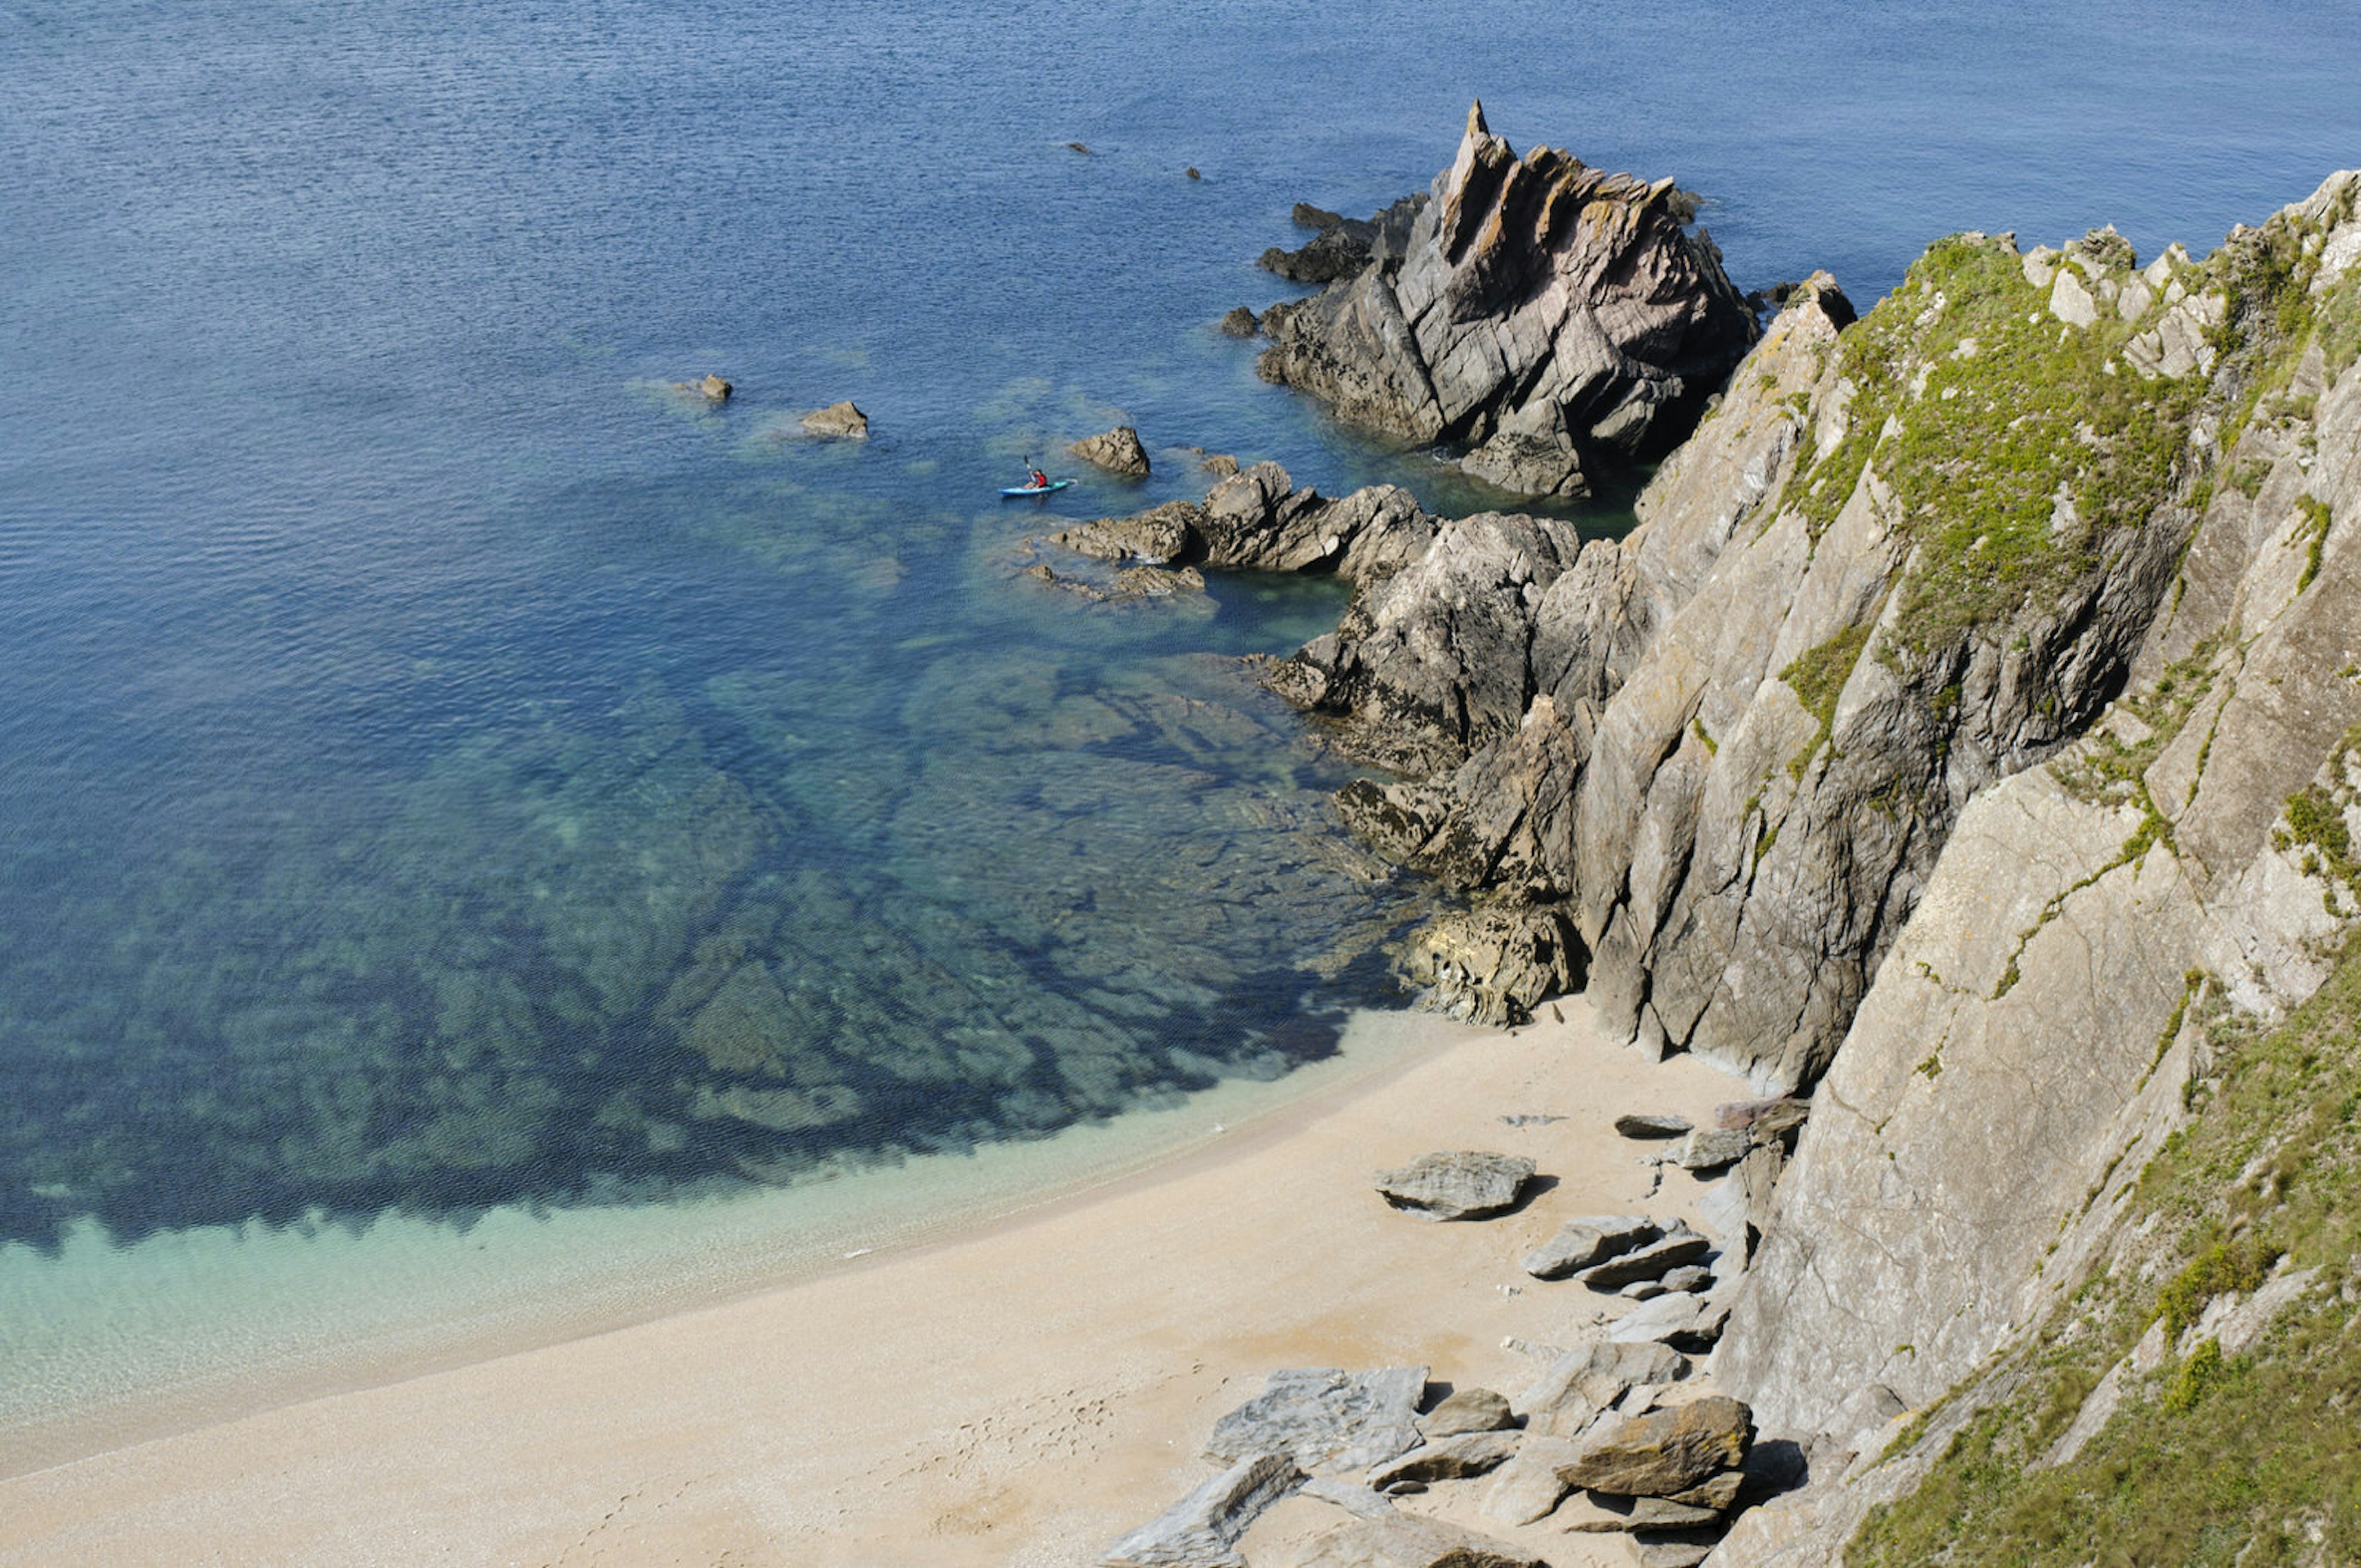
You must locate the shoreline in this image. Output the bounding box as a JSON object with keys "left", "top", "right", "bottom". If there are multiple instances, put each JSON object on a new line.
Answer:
{"left": 0, "top": 1006, "right": 1463, "bottom": 1484}
{"left": 0, "top": 996, "right": 1746, "bottom": 1566}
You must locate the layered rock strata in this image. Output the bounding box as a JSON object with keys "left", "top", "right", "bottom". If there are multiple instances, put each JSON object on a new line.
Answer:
{"left": 1257, "top": 101, "right": 1758, "bottom": 500}
{"left": 1704, "top": 170, "right": 2361, "bottom": 1564}
{"left": 1289, "top": 234, "right": 2228, "bottom": 1084}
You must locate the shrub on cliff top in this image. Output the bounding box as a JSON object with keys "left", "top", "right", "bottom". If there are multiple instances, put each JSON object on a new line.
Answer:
{"left": 1777, "top": 232, "right": 2208, "bottom": 655}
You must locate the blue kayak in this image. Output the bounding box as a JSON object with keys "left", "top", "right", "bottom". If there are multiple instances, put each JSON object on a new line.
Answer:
{"left": 1000, "top": 479, "right": 1073, "bottom": 497}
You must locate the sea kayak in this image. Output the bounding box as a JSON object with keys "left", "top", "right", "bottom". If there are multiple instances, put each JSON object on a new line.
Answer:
{"left": 999, "top": 479, "right": 1073, "bottom": 497}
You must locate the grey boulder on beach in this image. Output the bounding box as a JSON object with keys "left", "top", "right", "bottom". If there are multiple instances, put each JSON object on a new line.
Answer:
{"left": 1372, "top": 1149, "right": 1536, "bottom": 1221}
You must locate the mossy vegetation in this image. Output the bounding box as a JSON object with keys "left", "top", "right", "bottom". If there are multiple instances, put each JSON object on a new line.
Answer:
{"left": 2272, "top": 727, "right": 2361, "bottom": 914}
{"left": 1781, "top": 622, "right": 1872, "bottom": 776}
{"left": 2296, "top": 494, "right": 2334, "bottom": 592}
{"left": 1849, "top": 928, "right": 2361, "bottom": 1567}
{"left": 1773, "top": 234, "right": 2207, "bottom": 653}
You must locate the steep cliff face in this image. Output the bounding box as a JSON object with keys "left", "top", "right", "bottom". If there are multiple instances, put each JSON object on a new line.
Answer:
{"left": 1257, "top": 101, "right": 1758, "bottom": 500}
{"left": 1242, "top": 165, "right": 2361, "bottom": 1557}
{"left": 1704, "top": 170, "right": 2361, "bottom": 1563}
{"left": 1292, "top": 214, "right": 2232, "bottom": 1090}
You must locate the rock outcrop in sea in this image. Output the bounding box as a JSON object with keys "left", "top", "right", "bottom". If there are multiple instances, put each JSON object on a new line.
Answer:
{"left": 1256, "top": 102, "right": 1758, "bottom": 500}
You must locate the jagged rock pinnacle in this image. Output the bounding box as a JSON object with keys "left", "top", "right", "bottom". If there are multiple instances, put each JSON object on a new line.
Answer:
{"left": 1466, "top": 98, "right": 1489, "bottom": 139}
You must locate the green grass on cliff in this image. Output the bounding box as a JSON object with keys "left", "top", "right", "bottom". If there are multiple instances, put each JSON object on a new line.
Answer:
{"left": 1848, "top": 929, "right": 2361, "bottom": 1568}
{"left": 1778, "top": 232, "right": 2206, "bottom": 653}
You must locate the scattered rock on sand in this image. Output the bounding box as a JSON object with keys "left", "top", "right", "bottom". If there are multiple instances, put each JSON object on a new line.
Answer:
{"left": 1713, "top": 1097, "right": 1809, "bottom": 1136}
{"left": 1101, "top": 1451, "right": 1305, "bottom": 1568}
{"left": 1555, "top": 1395, "right": 1753, "bottom": 1498}
{"left": 1366, "top": 1429, "right": 1521, "bottom": 1489}
{"left": 1289, "top": 1511, "right": 1548, "bottom": 1568}
{"left": 1557, "top": 1492, "right": 1727, "bottom": 1532}
{"left": 1418, "top": 1386, "right": 1516, "bottom": 1438}
{"left": 1512, "top": 1341, "right": 1687, "bottom": 1425}
{"left": 1614, "top": 1113, "right": 1693, "bottom": 1140}
{"left": 1372, "top": 1150, "right": 1536, "bottom": 1221}
{"left": 1670, "top": 1127, "right": 1753, "bottom": 1171}
{"left": 1521, "top": 1215, "right": 1659, "bottom": 1280}
{"left": 1070, "top": 425, "right": 1152, "bottom": 476}
{"left": 799, "top": 400, "right": 869, "bottom": 438}
{"left": 1606, "top": 1291, "right": 1730, "bottom": 1351}
{"left": 1204, "top": 1366, "right": 1427, "bottom": 1476}
{"left": 1636, "top": 1543, "right": 1714, "bottom": 1568}
{"left": 1578, "top": 1226, "right": 1710, "bottom": 1290}
{"left": 1479, "top": 1433, "right": 1583, "bottom": 1526}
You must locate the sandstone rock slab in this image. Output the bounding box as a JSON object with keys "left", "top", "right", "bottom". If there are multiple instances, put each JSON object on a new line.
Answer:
{"left": 1418, "top": 1387, "right": 1516, "bottom": 1438}
{"left": 1615, "top": 1113, "right": 1694, "bottom": 1140}
{"left": 1712, "top": 1097, "right": 1808, "bottom": 1136}
{"left": 1521, "top": 1215, "right": 1659, "bottom": 1280}
{"left": 1578, "top": 1227, "right": 1710, "bottom": 1289}
{"left": 1286, "top": 1511, "right": 1548, "bottom": 1568}
{"left": 1367, "top": 1430, "right": 1521, "bottom": 1489}
{"left": 1102, "top": 1451, "right": 1307, "bottom": 1567}
{"left": 1605, "top": 1290, "right": 1728, "bottom": 1350}
{"left": 1206, "top": 1366, "right": 1428, "bottom": 1476}
{"left": 1669, "top": 1128, "right": 1752, "bottom": 1171}
{"left": 1479, "top": 1434, "right": 1583, "bottom": 1526}
{"left": 1373, "top": 1151, "right": 1535, "bottom": 1221}
{"left": 1555, "top": 1395, "right": 1752, "bottom": 1497}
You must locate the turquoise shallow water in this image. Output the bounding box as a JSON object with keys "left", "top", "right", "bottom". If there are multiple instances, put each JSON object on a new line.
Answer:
{"left": 4, "top": 0, "right": 2359, "bottom": 1459}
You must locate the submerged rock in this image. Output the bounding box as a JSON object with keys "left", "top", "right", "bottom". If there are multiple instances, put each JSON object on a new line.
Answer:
{"left": 1071, "top": 425, "right": 1152, "bottom": 476}
{"left": 799, "top": 400, "right": 869, "bottom": 438}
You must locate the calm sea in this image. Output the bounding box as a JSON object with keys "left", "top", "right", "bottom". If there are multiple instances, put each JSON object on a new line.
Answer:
{"left": 4, "top": 0, "right": 2356, "bottom": 1464}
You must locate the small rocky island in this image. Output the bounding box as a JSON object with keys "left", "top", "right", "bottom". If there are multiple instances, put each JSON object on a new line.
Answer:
{"left": 1254, "top": 103, "right": 1758, "bottom": 501}
{"left": 1050, "top": 103, "right": 2361, "bottom": 1566}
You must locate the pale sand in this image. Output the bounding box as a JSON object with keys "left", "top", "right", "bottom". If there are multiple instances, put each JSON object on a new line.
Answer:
{"left": 0, "top": 998, "right": 1748, "bottom": 1567}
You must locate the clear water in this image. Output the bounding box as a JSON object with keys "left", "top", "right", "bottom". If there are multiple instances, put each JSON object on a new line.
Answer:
{"left": 4, "top": 0, "right": 2357, "bottom": 1460}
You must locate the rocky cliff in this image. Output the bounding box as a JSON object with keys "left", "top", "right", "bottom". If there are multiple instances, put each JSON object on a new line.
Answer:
{"left": 1704, "top": 169, "right": 2361, "bottom": 1564}
{"left": 1247, "top": 154, "right": 2361, "bottom": 1561}
{"left": 1257, "top": 103, "right": 1758, "bottom": 501}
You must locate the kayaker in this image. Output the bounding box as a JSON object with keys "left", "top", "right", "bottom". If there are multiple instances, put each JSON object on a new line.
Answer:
{"left": 1027, "top": 463, "right": 1050, "bottom": 490}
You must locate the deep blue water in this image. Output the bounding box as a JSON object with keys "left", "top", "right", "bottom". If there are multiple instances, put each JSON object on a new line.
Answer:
{"left": 4, "top": 0, "right": 2357, "bottom": 1259}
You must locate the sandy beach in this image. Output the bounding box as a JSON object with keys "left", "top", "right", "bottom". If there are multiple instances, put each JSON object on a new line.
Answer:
{"left": 0, "top": 998, "right": 1749, "bottom": 1567}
